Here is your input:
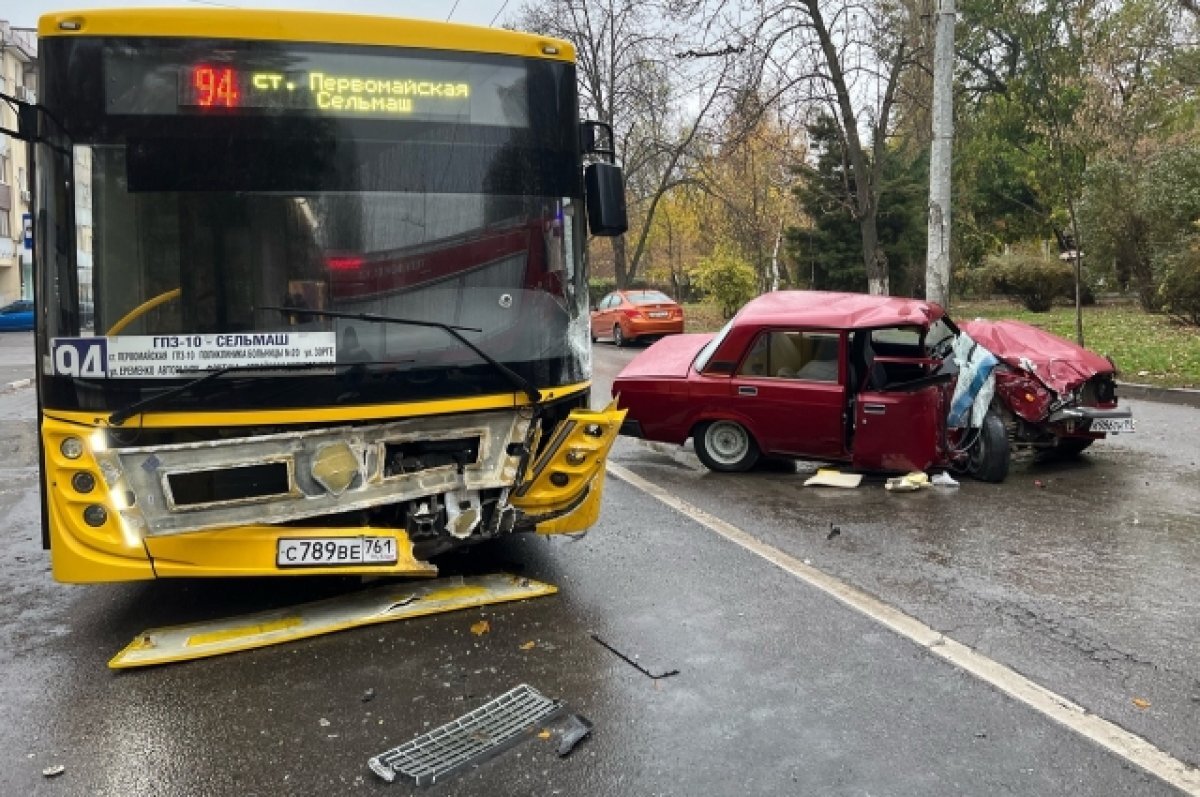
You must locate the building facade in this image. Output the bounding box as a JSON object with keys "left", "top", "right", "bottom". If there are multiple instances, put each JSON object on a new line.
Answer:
{"left": 0, "top": 21, "right": 37, "bottom": 305}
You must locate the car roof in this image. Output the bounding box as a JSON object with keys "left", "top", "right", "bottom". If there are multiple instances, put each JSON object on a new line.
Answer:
{"left": 619, "top": 289, "right": 674, "bottom": 300}
{"left": 736, "top": 290, "right": 944, "bottom": 330}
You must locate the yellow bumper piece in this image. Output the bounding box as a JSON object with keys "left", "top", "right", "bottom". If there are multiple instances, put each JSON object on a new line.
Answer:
{"left": 144, "top": 525, "right": 438, "bottom": 578}
{"left": 109, "top": 573, "right": 557, "bottom": 669}
{"left": 511, "top": 401, "right": 625, "bottom": 534}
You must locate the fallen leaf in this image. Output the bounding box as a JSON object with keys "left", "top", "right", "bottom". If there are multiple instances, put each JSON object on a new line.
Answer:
{"left": 519, "top": 641, "right": 537, "bottom": 650}
{"left": 1132, "top": 697, "right": 1150, "bottom": 709}
{"left": 470, "top": 620, "right": 490, "bottom": 636}
{"left": 538, "top": 730, "right": 552, "bottom": 740}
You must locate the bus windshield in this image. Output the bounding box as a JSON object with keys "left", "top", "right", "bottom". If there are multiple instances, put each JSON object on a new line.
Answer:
{"left": 38, "top": 37, "right": 587, "bottom": 411}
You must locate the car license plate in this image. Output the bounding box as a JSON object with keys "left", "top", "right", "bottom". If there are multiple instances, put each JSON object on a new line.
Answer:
{"left": 648, "top": 311, "right": 669, "bottom": 318}
{"left": 277, "top": 536, "right": 398, "bottom": 567}
{"left": 1090, "top": 417, "right": 1135, "bottom": 433}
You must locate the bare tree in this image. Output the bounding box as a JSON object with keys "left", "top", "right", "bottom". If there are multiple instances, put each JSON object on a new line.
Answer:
{"left": 513, "top": 0, "right": 746, "bottom": 288}
{"left": 757, "top": 0, "right": 928, "bottom": 295}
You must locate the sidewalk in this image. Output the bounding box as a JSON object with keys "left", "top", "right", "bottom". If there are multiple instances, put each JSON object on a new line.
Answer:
{"left": 1118, "top": 382, "right": 1200, "bottom": 409}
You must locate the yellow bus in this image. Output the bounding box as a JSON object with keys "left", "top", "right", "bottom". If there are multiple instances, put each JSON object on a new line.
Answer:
{"left": 30, "top": 8, "right": 628, "bottom": 583}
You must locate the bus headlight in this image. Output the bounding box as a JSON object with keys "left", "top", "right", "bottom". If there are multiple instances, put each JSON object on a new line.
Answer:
{"left": 72, "top": 472, "right": 97, "bottom": 493}
{"left": 61, "top": 437, "right": 85, "bottom": 460}
{"left": 83, "top": 505, "right": 109, "bottom": 527}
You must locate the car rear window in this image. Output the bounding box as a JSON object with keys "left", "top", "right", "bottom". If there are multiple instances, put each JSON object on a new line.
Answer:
{"left": 694, "top": 318, "right": 736, "bottom": 372}
{"left": 626, "top": 291, "right": 674, "bottom": 305}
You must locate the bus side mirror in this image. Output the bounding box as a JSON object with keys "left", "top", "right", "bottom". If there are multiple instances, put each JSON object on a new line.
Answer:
{"left": 585, "top": 162, "right": 628, "bottom": 237}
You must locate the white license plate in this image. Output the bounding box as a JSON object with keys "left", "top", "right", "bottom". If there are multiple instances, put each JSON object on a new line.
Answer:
{"left": 277, "top": 536, "right": 398, "bottom": 567}
{"left": 648, "top": 311, "right": 669, "bottom": 318}
{"left": 1090, "top": 417, "right": 1135, "bottom": 433}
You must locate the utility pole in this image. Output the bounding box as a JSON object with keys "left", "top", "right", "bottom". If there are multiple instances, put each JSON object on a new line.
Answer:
{"left": 925, "top": 0, "right": 955, "bottom": 308}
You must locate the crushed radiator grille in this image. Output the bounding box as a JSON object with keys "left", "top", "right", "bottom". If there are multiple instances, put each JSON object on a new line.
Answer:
{"left": 368, "top": 684, "right": 562, "bottom": 785}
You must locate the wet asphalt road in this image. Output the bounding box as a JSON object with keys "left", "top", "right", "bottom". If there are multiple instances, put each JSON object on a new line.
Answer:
{"left": 0, "top": 339, "right": 1197, "bottom": 796}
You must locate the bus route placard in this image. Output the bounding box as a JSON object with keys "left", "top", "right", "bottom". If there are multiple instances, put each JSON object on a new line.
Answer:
{"left": 50, "top": 332, "right": 338, "bottom": 379}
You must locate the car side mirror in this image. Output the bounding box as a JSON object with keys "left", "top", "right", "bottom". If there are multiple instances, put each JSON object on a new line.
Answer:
{"left": 585, "top": 162, "right": 628, "bottom": 237}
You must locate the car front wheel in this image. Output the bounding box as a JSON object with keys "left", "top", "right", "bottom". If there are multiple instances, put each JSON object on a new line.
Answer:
{"left": 966, "top": 411, "right": 1010, "bottom": 482}
{"left": 694, "top": 420, "right": 760, "bottom": 472}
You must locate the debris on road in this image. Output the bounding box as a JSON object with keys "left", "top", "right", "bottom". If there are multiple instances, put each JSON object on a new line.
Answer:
{"left": 361, "top": 688, "right": 376, "bottom": 703}
{"left": 591, "top": 633, "right": 679, "bottom": 680}
{"left": 931, "top": 472, "right": 960, "bottom": 487}
{"left": 109, "top": 573, "right": 557, "bottom": 669}
{"left": 42, "top": 764, "right": 65, "bottom": 778}
{"left": 519, "top": 640, "right": 537, "bottom": 650}
{"left": 804, "top": 469, "right": 863, "bottom": 488}
{"left": 550, "top": 713, "right": 593, "bottom": 757}
{"left": 826, "top": 523, "right": 841, "bottom": 541}
{"left": 470, "top": 620, "right": 491, "bottom": 636}
{"left": 885, "top": 472, "right": 931, "bottom": 492}
{"left": 1133, "top": 697, "right": 1151, "bottom": 709}
{"left": 368, "top": 684, "right": 564, "bottom": 785}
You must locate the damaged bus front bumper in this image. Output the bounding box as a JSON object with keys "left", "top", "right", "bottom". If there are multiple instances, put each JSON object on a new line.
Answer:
{"left": 41, "top": 401, "right": 625, "bottom": 582}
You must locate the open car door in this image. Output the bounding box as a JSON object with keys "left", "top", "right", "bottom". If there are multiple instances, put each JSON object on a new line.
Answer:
{"left": 848, "top": 327, "right": 952, "bottom": 473}
{"left": 850, "top": 385, "right": 945, "bottom": 473}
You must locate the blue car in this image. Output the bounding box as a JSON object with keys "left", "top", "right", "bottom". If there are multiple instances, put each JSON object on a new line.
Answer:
{"left": 0, "top": 300, "right": 34, "bottom": 331}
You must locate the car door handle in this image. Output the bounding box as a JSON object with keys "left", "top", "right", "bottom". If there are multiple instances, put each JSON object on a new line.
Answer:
{"left": 863, "top": 403, "right": 886, "bottom": 415}
{"left": 738, "top": 386, "right": 758, "bottom": 396}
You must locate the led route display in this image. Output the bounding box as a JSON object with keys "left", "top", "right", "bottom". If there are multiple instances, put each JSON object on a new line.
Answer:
{"left": 180, "top": 64, "right": 472, "bottom": 117}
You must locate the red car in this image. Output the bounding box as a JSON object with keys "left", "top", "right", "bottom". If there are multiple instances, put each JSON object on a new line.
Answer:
{"left": 591, "top": 290, "right": 685, "bottom": 346}
{"left": 612, "top": 291, "right": 1133, "bottom": 482}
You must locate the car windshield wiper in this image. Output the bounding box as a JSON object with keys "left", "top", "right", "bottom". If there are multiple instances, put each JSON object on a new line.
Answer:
{"left": 106, "top": 362, "right": 340, "bottom": 426}
{"left": 257, "top": 306, "right": 543, "bottom": 404}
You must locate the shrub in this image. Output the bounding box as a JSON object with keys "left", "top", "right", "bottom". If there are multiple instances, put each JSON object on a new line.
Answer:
{"left": 587, "top": 278, "right": 616, "bottom": 308}
{"left": 693, "top": 248, "right": 758, "bottom": 318}
{"left": 986, "top": 250, "right": 1074, "bottom": 312}
{"left": 1157, "top": 237, "right": 1200, "bottom": 326}
{"left": 953, "top": 266, "right": 997, "bottom": 299}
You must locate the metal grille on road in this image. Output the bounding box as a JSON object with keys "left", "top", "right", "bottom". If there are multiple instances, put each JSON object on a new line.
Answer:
{"left": 368, "top": 684, "right": 562, "bottom": 785}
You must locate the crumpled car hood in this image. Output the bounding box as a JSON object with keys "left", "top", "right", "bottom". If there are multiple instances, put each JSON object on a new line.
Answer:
{"left": 958, "top": 319, "right": 1115, "bottom": 395}
{"left": 615, "top": 333, "right": 713, "bottom": 380}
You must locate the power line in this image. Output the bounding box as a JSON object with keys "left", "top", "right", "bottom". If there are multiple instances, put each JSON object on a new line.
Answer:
{"left": 446, "top": 0, "right": 462, "bottom": 22}
{"left": 490, "top": 0, "right": 511, "bottom": 26}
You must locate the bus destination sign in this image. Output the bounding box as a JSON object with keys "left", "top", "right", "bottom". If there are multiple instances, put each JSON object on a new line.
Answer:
{"left": 179, "top": 64, "right": 472, "bottom": 118}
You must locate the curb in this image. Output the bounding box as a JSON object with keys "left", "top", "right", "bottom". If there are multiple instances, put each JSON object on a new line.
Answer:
{"left": 1117, "top": 382, "right": 1200, "bottom": 410}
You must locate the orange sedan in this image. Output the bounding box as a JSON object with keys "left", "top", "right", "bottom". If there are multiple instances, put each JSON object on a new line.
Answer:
{"left": 590, "top": 290, "right": 685, "bottom": 346}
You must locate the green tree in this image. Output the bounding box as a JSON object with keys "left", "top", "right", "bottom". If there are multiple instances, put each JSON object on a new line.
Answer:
{"left": 787, "top": 115, "right": 928, "bottom": 295}
{"left": 692, "top": 246, "right": 757, "bottom": 318}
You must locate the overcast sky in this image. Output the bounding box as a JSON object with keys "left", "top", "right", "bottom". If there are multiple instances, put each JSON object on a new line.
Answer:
{"left": 7, "top": 0, "right": 514, "bottom": 32}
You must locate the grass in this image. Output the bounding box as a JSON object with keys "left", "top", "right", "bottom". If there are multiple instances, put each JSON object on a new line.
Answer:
{"left": 684, "top": 298, "right": 1200, "bottom": 389}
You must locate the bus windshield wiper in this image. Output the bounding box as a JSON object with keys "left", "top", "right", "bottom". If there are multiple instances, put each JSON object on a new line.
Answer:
{"left": 106, "top": 362, "right": 339, "bottom": 426}
{"left": 257, "top": 306, "right": 543, "bottom": 404}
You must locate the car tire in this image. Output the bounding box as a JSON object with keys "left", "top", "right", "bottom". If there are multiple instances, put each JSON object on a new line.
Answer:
{"left": 613, "top": 324, "right": 627, "bottom": 347}
{"left": 966, "top": 411, "right": 1010, "bottom": 482}
{"left": 694, "top": 420, "right": 760, "bottom": 472}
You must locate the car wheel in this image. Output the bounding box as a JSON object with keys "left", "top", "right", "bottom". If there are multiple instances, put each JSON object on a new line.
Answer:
{"left": 694, "top": 420, "right": 760, "bottom": 472}
{"left": 966, "top": 411, "right": 1010, "bottom": 482}
{"left": 613, "top": 324, "right": 627, "bottom": 347}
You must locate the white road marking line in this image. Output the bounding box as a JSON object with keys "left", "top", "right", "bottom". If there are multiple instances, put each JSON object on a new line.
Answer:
{"left": 607, "top": 461, "right": 1200, "bottom": 795}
